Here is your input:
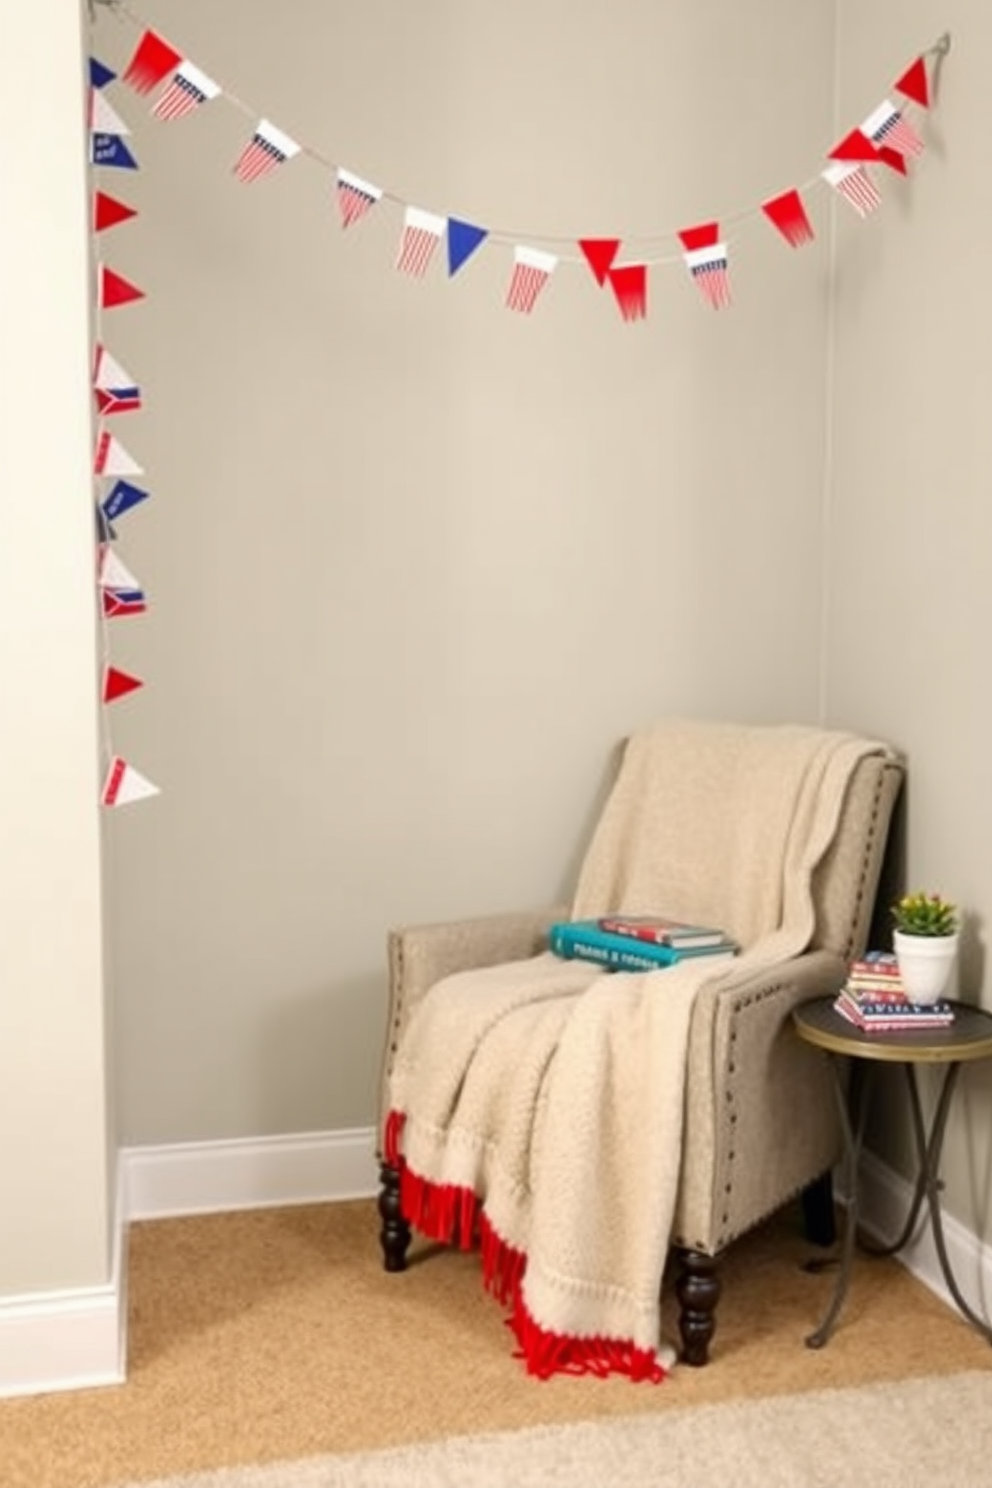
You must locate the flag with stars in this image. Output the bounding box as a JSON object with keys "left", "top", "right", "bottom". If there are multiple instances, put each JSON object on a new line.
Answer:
{"left": 862, "top": 99, "right": 924, "bottom": 159}
{"left": 679, "top": 223, "right": 731, "bottom": 309}
{"left": 336, "top": 169, "right": 382, "bottom": 228}
{"left": 505, "top": 248, "right": 557, "bottom": 315}
{"left": 396, "top": 208, "right": 445, "bottom": 277}
{"left": 822, "top": 162, "right": 881, "bottom": 218}
{"left": 233, "top": 120, "right": 300, "bottom": 183}
{"left": 101, "top": 756, "right": 159, "bottom": 807}
{"left": 152, "top": 61, "right": 221, "bottom": 122}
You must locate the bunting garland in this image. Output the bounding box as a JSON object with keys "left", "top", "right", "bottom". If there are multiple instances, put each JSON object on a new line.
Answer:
{"left": 93, "top": 10, "right": 946, "bottom": 325}
{"left": 90, "top": 54, "right": 159, "bottom": 808}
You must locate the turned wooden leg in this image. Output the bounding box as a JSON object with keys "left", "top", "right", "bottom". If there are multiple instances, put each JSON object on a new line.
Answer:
{"left": 675, "top": 1248, "right": 721, "bottom": 1367}
{"left": 378, "top": 1160, "right": 411, "bottom": 1273}
{"left": 801, "top": 1170, "right": 837, "bottom": 1249}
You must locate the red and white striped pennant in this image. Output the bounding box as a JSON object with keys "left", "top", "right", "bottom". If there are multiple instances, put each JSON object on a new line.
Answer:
{"left": 862, "top": 99, "right": 924, "bottom": 159}
{"left": 505, "top": 247, "right": 557, "bottom": 315}
{"left": 233, "top": 120, "right": 300, "bottom": 184}
{"left": 678, "top": 223, "right": 731, "bottom": 310}
{"left": 396, "top": 208, "right": 445, "bottom": 278}
{"left": 121, "top": 30, "right": 183, "bottom": 95}
{"left": 822, "top": 162, "right": 882, "bottom": 219}
{"left": 607, "top": 264, "right": 648, "bottom": 322}
{"left": 336, "top": 169, "right": 382, "bottom": 229}
{"left": 152, "top": 61, "right": 221, "bottom": 122}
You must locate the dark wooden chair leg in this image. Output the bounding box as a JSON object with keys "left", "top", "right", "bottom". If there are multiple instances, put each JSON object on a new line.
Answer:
{"left": 378, "top": 1160, "right": 411, "bottom": 1272}
{"left": 800, "top": 1170, "right": 837, "bottom": 1248}
{"left": 675, "top": 1248, "right": 721, "bottom": 1366}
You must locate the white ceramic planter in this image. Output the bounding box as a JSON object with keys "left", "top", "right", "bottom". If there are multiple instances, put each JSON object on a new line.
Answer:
{"left": 893, "top": 930, "right": 959, "bottom": 1006}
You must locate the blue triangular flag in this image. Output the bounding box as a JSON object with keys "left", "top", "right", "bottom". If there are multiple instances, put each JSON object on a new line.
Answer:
{"left": 89, "top": 57, "right": 117, "bottom": 90}
{"left": 447, "top": 218, "right": 489, "bottom": 277}
{"left": 91, "top": 134, "right": 139, "bottom": 171}
{"left": 102, "top": 479, "right": 150, "bottom": 522}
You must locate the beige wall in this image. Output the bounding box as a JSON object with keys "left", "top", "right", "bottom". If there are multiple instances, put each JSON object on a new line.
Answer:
{"left": 829, "top": 0, "right": 992, "bottom": 1232}
{"left": 0, "top": 0, "right": 114, "bottom": 1295}
{"left": 92, "top": 0, "right": 837, "bottom": 1143}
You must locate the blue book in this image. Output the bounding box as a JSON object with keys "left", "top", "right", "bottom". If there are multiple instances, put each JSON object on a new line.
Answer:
{"left": 549, "top": 920, "right": 737, "bottom": 973}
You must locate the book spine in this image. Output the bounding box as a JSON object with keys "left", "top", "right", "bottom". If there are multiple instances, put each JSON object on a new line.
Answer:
{"left": 597, "top": 918, "right": 720, "bottom": 947}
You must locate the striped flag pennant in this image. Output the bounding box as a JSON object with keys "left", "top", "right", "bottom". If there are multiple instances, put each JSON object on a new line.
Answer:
{"left": 102, "top": 588, "right": 147, "bottom": 618}
{"left": 102, "top": 479, "right": 150, "bottom": 523}
{"left": 233, "top": 119, "right": 300, "bottom": 183}
{"left": 94, "top": 432, "right": 143, "bottom": 478}
{"left": 822, "top": 162, "right": 881, "bottom": 218}
{"left": 762, "top": 188, "right": 815, "bottom": 248}
{"left": 93, "top": 345, "right": 141, "bottom": 414}
{"left": 336, "top": 168, "right": 382, "bottom": 228}
{"left": 99, "top": 265, "right": 145, "bottom": 309}
{"left": 101, "top": 756, "right": 159, "bottom": 807}
{"left": 103, "top": 666, "right": 144, "bottom": 704}
{"left": 94, "top": 191, "right": 138, "bottom": 233}
{"left": 152, "top": 61, "right": 221, "bottom": 122}
{"left": 678, "top": 223, "right": 731, "bottom": 310}
{"left": 607, "top": 264, "right": 648, "bottom": 322}
{"left": 91, "top": 134, "right": 139, "bottom": 170}
{"left": 505, "top": 247, "right": 557, "bottom": 315}
{"left": 396, "top": 208, "right": 445, "bottom": 278}
{"left": 862, "top": 99, "right": 924, "bottom": 159}
{"left": 122, "top": 30, "right": 183, "bottom": 95}
{"left": 90, "top": 90, "right": 130, "bottom": 136}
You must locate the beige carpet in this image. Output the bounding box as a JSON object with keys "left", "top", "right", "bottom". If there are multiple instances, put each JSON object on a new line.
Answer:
{"left": 109, "top": 1370, "right": 992, "bottom": 1488}
{"left": 2, "top": 1199, "right": 991, "bottom": 1488}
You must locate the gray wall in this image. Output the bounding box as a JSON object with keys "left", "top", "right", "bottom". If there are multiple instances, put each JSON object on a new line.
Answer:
{"left": 95, "top": 0, "right": 836, "bottom": 1143}
{"left": 830, "top": 0, "right": 992, "bottom": 1233}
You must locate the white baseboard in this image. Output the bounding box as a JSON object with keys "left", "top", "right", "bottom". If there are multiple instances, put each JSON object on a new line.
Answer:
{"left": 858, "top": 1150, "right": 992, "bottom": 1326}
{"left": 122, "top": 1127, "right": 379, "bottom": 1221}
{"left": 0, "top": 1161, "right": 127, "bottom": 1400}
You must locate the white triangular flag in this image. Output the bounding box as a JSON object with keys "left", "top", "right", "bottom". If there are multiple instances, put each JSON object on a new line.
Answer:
{"left": 90, "top": 89, "right": 131, "bottom": 136}
{"left": 93, "top": 345, "right": 136, "bottom": 391}
{"left": 101, "top": 756, "right": 160, "bottom": 807}
{"left": 94, "top": 431, "right": 143, "bottom": 476}
{"left": 98, "top": 545, "right": 140, "bottom": 591}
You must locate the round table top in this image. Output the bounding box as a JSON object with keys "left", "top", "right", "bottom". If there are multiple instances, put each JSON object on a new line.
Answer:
{"left": 793, "top": 996, "right": 992, "bottom": 1064}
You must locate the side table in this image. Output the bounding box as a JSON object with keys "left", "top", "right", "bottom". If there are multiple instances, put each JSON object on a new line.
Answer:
{"left": 792, "top": 995, "right": 992, "bottom": 1349}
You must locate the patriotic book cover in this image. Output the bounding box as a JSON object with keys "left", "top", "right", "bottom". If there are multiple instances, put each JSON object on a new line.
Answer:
{"left": 597, "top": 915, "right": 730, "bottom": 949}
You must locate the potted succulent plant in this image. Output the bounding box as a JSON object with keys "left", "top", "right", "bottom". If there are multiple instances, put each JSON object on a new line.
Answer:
{"left": 892, "top": 891, "right": 960, "bottom": 1005}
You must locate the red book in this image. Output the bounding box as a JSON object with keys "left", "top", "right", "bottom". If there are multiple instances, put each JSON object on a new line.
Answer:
{"left": 596, "top": 915, "right": 730, "bottom": 949}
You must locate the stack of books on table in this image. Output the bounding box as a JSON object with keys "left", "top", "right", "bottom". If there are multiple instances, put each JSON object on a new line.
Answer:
{"left": 549, "top": 915, "right": 738, "bottom": 973}
{"left": 834, "top": 951, "right": 954, "bottom": 1031}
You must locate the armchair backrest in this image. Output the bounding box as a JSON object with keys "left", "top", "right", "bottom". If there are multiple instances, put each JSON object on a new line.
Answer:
{"left": 808, "top": 754, "right": 904, "bottom": 962}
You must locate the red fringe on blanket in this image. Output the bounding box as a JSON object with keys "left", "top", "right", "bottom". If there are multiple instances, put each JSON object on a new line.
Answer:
{"left": 385, "top": 1107, "right": 667, "bottom": 1386}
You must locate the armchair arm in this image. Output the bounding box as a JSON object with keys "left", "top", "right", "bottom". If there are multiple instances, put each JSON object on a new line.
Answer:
{"left": 378, "top": 906, "right": 569, "bottom": 1139}
{"left": 676, "top": 949, "right": 849, "bottom": 1253}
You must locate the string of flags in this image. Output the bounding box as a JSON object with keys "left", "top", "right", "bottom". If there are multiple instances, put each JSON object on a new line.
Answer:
{"left": 90, "top": 53, "right": 157, "bottom": 809}
{"left": 90, "top": 4, "right": 947, "bottom": 328}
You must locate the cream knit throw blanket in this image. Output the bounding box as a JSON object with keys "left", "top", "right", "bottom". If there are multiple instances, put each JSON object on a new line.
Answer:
{"left": 389, "top": 721, "right": 890, "bottom": 1375}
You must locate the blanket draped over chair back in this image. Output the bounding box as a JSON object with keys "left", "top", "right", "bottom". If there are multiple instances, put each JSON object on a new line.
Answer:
{"left": 386, "top": 721, "right": 894, "bottom": 1381}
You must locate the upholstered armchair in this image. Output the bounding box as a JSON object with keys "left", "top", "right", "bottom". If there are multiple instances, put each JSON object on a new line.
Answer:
{"left": 376, "top": 739, "right": 903, "bottom": 1368}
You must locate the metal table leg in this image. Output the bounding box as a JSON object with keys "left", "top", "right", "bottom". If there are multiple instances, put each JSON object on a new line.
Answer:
{"left": 805, "top": 1056, "right": 869, "bottom": 1349}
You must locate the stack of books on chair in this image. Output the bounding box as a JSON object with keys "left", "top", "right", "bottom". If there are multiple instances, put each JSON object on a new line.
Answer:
{"left": 833, "top": 951, "right": 954, "bottom": 1031}
{"left": 549, "top": 915, "right": 738, "bottom": 973}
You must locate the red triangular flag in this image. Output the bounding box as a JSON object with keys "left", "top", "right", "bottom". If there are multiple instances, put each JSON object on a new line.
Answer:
{"left": 100, "top": 266, "right": 145, "bottom": 309}
{"left": 579, "top": 239, "right": 620, "bottom": 287}
{"left": 762, "top": 189, "right": 815, "bottom": 248}
{"left": 895, "top": 56, "right": 930, "bottom": 109}
{"left": 103, "top": 666, "right": 144, "bottom": 704}
{"left": 830, "top": 128, "right": 884, "bottom": 165}
{"left": 122, "top": 30, "right": 183, "bottom": 95}
{"left": 607, "top": 264, "right": 647, "bottom": 322}
{"left": 877, "top": 145, "right": 908, "bottom": 177}
{"left": 677, "top": 222, "right": 720, "bottom": 254}
{"left": 94, "top": 191, "right": 138, "bottom": 233}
